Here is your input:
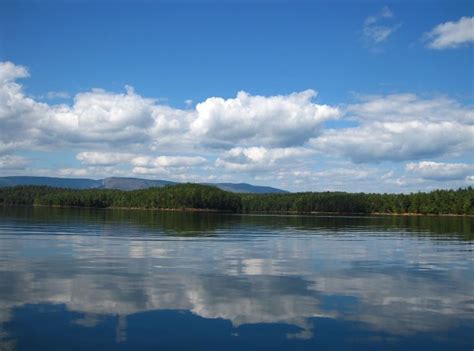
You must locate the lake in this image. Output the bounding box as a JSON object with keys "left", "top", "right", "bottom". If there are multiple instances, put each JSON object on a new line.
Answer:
{"left": 0, "top": 207, "right": 472, "bottom": 350}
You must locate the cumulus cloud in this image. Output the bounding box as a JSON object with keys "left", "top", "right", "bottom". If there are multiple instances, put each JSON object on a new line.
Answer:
{"left": 0, "top": 62, "right": 339, "bottom": 154}
{"left": 406, "top": 161, "right": 473, "bottom": 181}
{"left": 362, "top": 7, "right": 400, "bottom": 48}
{"left": 131, "top": 155, "right": 207, "bottom": 168}
{"left": 0, "top": 155, "right": 28, "bottom": 170}
{"left": 0, "top": 62, "right": 50, "bottom": 153}
{"left": 347, "top": 93, "right": 473, "bottom": 124}
{"left": 74, "top": 151, "right": 209, "bottom": 179}
{"left": 49, "top": 86, "right": 158, "bottom": 144}
{"left": 2, "top": 60, "right": 473, "bottom": 192}
{"left": 76, "top": 151, "right": 136, "bottom": 166}
{"left": 313, "top": 94, "right": 474, "bottom": 163}
{"left": 76, "top": 151, "right": 207, "bottom": 174}
{"left": 191, "top": 90, "right": 340, "bottom": 148}
{"left": 216, "top": 146, "right": 311, "bottom": 172}
{"left": 0, "top": 62, "right": 184, "bottom": 152}
{"left": 314, "top": 121, "right": 473, "bottom": 163}
{"left": 424, "top": 16, "right": 474, "bottom": 49}
{"left": 270, "top": 166, "right": 385, "bottom": 192}
{"left": 0, "top": 61, "right": 29, "bottom": 82}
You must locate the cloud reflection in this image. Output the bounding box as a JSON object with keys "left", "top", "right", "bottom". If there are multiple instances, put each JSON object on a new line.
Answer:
{"left": 0, "top": 208, "right": 472, "bottom": 348}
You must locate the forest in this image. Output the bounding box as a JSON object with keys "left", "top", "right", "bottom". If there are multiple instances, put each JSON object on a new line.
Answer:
{"left": 0, "top": 184, "right": 473, "bottom": 215}
{"left": 0, "top": 184, "right": 242, "bottom": 212}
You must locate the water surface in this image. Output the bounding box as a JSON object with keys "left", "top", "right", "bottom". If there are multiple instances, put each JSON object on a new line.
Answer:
{"left": 0, "top": 207, "right": 473, "bottom": 350}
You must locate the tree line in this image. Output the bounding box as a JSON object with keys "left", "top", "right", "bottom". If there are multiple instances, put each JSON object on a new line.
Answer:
{"left": 0, "top": 184, "right": 242, "bottom": 212}
{"left": 240, "top": 187, "right": 474, "bottom": 215}
{"left": 0, "top": 184, "right": 473, "bottom": 215}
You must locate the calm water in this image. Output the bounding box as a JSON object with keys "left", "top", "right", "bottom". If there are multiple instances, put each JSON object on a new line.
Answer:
{"left": 0, "top": 207, "right": 473, "bottom": 351}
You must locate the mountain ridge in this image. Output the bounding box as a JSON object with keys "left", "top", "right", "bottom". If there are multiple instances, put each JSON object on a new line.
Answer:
{"left": 0, "top": 176, "right": 288, "bottom": 194}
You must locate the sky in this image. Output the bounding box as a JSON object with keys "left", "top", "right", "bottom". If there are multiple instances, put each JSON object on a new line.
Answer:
{"left": 0, "top": 0, "right": 473, "bottom": 192}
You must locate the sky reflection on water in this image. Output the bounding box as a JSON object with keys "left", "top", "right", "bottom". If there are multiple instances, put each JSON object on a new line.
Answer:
{"left": 0, "top": 207, "right": 473, "bottom": 350}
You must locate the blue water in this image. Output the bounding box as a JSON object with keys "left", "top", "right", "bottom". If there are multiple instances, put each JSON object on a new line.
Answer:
{"left": 0, "top": 207, "right": 472, "bottom": 350}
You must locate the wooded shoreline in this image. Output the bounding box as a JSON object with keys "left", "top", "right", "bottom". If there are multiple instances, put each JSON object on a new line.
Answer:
{"left": 17, "top": 204, "right": 474, "bottom": 217}
{"left": 1, "top": 184, "right": 473, "bottom": 216}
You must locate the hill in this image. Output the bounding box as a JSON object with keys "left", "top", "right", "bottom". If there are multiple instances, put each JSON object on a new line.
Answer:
{"left": 0, "top": 176, "right": 288, "bottom": 194}
{"left": 0, "top": 176, "right": 101, "bottom": 189}
{"left": 100, "top": 177, "right": 176, "bottom": 190}
{"left": 206, "top": 182, "right": 287, "bottom": 194}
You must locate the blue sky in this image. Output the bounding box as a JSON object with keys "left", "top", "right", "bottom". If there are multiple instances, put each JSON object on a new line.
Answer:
{"left": 0, "top": 0, "right": 473, "bottom": 192}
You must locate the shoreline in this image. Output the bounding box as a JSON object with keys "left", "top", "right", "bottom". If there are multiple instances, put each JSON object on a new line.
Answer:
{"left": 3, "top": 204, "right": 472, "bottom": 217}
{"left": 248, "top": 210, "right": 474, "bottom": 218}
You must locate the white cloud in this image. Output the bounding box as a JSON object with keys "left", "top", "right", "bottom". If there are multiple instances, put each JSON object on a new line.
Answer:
{"left": 314, "top": 121, "right": 473, "bottom": 163}
{"left": 0, "top": 62, "right": 50, "bottom": 152}
{"left": 0, "top": 62, "right": 339, "bottom": 155}
{"left": 131, "top": 166, "right": 168, "bottom": 176}
{"left": 347, "top": 93, "right": 473, "bottom": 124}
{"left": 50, "top": 86, "right": 157, "bottom": 144}
{"left": 364, "top": 26, "right": 395, "bottom": 45}
{"left": 272, "top": 166, "right": 384, "bottom": 192}
{"left": 216, "top": 146, "right": 310, "bottom": 172}
{"left": 57, "top": 168, "right": 90, "bottom": 177}
{"left": 76, "top": 151, "right": 207, "bottom": 171}
{"left": 362, "top": 7, "right": 400, "bottom": 47}
{"left": 191, "top": 90, "right": 340, "bottom": 148}
{"left": 406, "top": 161, "right": 473, "bottom": 181}
{"left": 131, "top": 155, "right": 207, "bottom": 168}
{"left": 0, "top": 141, "right": 29, "bottom": 156}
{"left": 0, "top": 63, "right": 185, "bottom": 151}
{"left": 364, "top": 6, "right": 393, "bottom": 26}
{"left": 76, "top": 151, "right": 136, "bottom": 166}
{"left": 0, "top": 155, "right": 28, "bottom": 170}
{"left": 313, "top": 94, "right": 474, "bottom": 163}
{"left": 306, "top": 167, "right": 375, "bottom": 181}
{"left": 424, "top": 16, "right": 474, "bottom": 49}
{"left": 0, "top": 61, "right": 29, "bottom": 83}
{"left": 1, "top": 61, "right": 473, "bottom": 192}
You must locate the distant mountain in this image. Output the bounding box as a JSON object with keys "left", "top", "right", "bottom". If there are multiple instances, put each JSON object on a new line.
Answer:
{"left": 210, "top": 182, "right": 287, "bottom": 194}
{"left": 0, "top": 176, "right": 101, "bottom": 189}
{"left": 0, "top": 176, "right": 288, "bottom": 194}
{"left": 100, "top": 177, "right": 176, "bottom": 190}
